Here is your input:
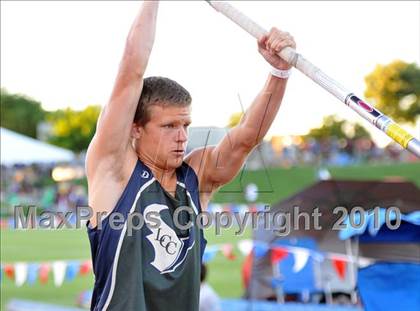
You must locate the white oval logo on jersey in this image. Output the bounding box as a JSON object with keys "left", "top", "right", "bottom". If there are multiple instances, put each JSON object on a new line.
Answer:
{"left": 144, "top": 204, "right": 194, "bottom": 274}
{"left": 141, "top": 170, "right": 150, "bottom": 179}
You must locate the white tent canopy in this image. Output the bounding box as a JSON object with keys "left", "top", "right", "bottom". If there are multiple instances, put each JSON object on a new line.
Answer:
{"left": 1, "top": 127, "right": 75, "bottom": 165}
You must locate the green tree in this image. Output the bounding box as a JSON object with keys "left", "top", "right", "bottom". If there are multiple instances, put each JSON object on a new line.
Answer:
{"left": 305, "top": 115, "right": 371, "bottom": 141}
{"left": 227, "top": 112, "right": 244, "bottom": 128}
{"left": 364, "top": 60, "right": 420, "bottom": 124}
{"left": 0, "top": 88, "right": 46, "bottom": 138}
{"left": 47, "top": 105, "right": 101, "bottom": 152}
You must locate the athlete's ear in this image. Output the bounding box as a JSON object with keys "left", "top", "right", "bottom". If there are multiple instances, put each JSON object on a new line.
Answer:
{"left": 131, "top": 122, "right": 142, "bottom": 139}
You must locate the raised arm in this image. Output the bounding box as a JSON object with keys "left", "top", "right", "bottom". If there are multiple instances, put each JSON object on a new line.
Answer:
{"left": 87, "top": 2, "right": 159, "bottom": 175}
{"left": 191, "top": 28, "right": 296, "bottom": 195}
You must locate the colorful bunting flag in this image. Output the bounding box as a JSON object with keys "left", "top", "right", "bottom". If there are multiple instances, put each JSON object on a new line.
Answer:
{"left": 203, "top": 246, "right": 219, "bottom": 263}
{"left": 52, "top": 261, "right": 67, "bottom": 287}
{"left": 4, "top": 264, "right": 14, "bottom": 280}
{"left": 221, "top": 244, "right": 236, "bottom": 260}
{"left": 80, "top": 260, "right": 92, "bottom": 276}
{"left": 332, "top": 257, "right": 347, "bottom": 280}
{"left": 65, "top": 261, "right": 80, "bottom": 281}
{"left": 248, "top": 205, "right": 257, "bottom": 213}
{"left": 253, "top": 242, "right": 269, "bottom": 258}
{"left": 271, "top": 247, "right": 288, "bottom": 264}
{"left": 292, "top": 249, "right": 310, "bottom": 273}
{"left": 39, "top": 263, "right": 50, "bottom": 284}
{"left": 0, "top": 238, "right": 377, "bottom": 288}
{"left": 27, "top": 263, "right": 39, "bottom": 285}
{"left": 14, "top": 262, "right": 28, "bottom": 287}
{"left": 238, "top": 239, "right": 253, "bottom": 256}
{"left": 211, "top": 203, "right": 223, "bottom": 214}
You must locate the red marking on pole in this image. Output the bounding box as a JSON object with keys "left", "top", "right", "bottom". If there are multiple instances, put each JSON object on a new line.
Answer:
{"left": 357, "top": 100, "right": 373, "bottom": 112}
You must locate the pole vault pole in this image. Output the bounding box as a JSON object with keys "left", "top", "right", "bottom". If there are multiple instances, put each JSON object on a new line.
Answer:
{"left": 205, "top": 1, "right": 420, "bottom": 158}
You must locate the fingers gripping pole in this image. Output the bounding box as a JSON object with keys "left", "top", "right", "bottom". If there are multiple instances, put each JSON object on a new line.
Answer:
{"left": 205, "top": 1, "right": 420, "bottom": 158}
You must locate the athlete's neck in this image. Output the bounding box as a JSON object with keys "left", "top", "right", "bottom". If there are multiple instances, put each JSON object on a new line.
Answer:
{"left": 137, "top": 153, "right": 178, "bottom": 192}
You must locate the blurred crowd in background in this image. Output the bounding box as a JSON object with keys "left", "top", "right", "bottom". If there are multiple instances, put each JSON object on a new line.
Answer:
{"left": 0, "top": 163, "right": 87, "bottom": 220}
{"left": 1, "top": 134, "right": 415, "bottom": 220}
{"left": 245, "top": 136, "right": 415, "bottom": 169}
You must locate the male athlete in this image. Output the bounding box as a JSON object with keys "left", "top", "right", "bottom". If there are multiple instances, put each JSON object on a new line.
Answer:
{"left": 85, "top": 1, "right": 296, "bottom": 310}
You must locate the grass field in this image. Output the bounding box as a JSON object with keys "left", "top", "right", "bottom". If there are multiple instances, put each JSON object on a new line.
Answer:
{"left": 1, "top": 227, "right": 251, "bottom": 310}
{"left": 212, "top": 162, "right": 420, "bottom": 204}
{"left": 1, "top": 162, "right": 419, "bottom": 310}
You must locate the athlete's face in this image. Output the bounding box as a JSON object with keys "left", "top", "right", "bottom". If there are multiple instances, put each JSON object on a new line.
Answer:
{"left": 136, "top": 104, "right": 191, "bottom": 170}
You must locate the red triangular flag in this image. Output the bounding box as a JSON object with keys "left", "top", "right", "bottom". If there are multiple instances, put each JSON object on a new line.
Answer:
{"left": 271, "top": 247, "right": 288, "bottom": 264}
{"left": 221, "top": 244, "right": 236, "bottom": 260}
{"left": 80, "top": 260, "right": 92, "bottom": 275}
{"left": 39, "top": 263, "right": 50, "bottom": 284}
{"left": 332, "top": 257, "right": 347, "bottom": 280}
{"left": 4, "top": 264, "right": 15, "bottom": 280}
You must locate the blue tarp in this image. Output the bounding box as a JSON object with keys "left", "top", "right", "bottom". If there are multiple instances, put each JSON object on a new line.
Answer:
{"left": 358, "top": 222, "right": 420, "bottom": 243}
{"left": 338, "top": 209, "right": 420, "bottom": 311}
{"left": 338, "top": 209, "right": 420, "bottom": 241}
{"left": 273, "top": 238, "right": 318, "bottom": 293}
{"left": 358, "top": 263, "right": 420, "bottom": 311}
{"left": 220, "top": 299, "right": 362, "bottom": 311}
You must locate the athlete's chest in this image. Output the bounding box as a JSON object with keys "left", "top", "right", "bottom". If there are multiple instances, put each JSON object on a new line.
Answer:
{"left": 136, "top": 181, "right": 199, "bottom": 274}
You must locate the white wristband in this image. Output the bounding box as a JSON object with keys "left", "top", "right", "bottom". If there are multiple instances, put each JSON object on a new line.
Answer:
{"left": 270, "top": 67, "right": 292, "bottom": 79}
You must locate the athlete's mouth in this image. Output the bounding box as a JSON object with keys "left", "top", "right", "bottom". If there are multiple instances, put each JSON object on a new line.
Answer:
{"left": 172, "top": 150, "right": 185, "bottom": 155}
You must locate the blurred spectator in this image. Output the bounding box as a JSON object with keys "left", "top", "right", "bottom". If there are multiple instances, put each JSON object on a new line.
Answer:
{"left": 200, "top": 264, "right": 222, "bottom": 311}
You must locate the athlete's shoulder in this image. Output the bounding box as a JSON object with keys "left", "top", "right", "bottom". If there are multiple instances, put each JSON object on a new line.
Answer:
{"left": 183, "top": 147, "right": 220, "bottom": 208}
{"left": 183, "top": 146, "right": 215, "bottom": 180}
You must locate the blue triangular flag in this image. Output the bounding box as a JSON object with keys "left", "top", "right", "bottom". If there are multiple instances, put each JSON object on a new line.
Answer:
{"left": 65, "top": 261, "right": 80, "bottom": 281}
{"left": 203, "top": 246, "right": 219, "bottom": 263}
{"left": 253, "top": 242, "right": 269, "bottom": 258}
{"left": 27, "top": 263, "right": 39, "bottom": 285}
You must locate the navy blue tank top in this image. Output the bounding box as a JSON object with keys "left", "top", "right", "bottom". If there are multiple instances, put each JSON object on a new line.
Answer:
{"left": 86, "top": 159, "right": 207, "bottom": 310}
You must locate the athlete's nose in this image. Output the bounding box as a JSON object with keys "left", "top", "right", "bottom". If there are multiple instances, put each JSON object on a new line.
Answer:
{"left": 176, "top": 127, "right": 188, "bottom": 143}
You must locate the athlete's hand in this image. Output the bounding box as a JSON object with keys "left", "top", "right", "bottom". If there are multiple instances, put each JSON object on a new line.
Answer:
{"left": 258, "top": 27, "right": 296, "bottom": 70}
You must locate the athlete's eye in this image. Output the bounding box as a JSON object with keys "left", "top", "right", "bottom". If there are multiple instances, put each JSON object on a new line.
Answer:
{"left": 163, "top": 124, "right": 174, "bottom": 129}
